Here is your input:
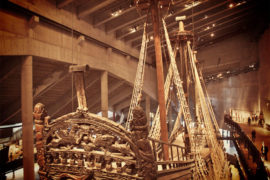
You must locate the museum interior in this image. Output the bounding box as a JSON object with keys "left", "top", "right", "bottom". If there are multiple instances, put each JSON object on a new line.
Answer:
{"left": 0, "top": 0, "right": 269, "bottom": 179}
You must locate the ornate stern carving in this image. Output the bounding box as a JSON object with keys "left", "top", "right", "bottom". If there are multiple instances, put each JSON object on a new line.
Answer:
{"left": 33, "top": 65, "right": 156, "bottom": 179}
{"left": 131, "top": 106, "right": 156, "bottom": 179}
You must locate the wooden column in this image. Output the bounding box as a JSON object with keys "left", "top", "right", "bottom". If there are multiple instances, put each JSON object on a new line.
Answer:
{"left": 21, "top": 56, "right": 34, "bottom": 180}
{"left": 101, "top": 71, "right": 108, "bottom": 117}
{"left": 151, "top": 0, "right": 169, "bottom": 160}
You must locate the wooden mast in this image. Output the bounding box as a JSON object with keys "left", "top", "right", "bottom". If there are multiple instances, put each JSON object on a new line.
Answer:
{"left": 150, "top": 0, "right": 169, "bottom": 160}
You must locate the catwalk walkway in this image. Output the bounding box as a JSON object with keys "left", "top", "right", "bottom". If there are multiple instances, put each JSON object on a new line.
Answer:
{"left": 237, "top": 121, "right": 270, "bottom": 176}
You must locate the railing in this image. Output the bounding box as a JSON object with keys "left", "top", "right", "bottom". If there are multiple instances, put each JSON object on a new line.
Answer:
{"left": 224, "top": 115, "right": 268, "bottom": 179}
{"left": 148, "top": 137, "right": 196, "bottom": 179}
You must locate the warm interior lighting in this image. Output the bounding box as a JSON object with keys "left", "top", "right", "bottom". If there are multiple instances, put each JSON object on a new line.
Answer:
{"left": 217, "top": 73, "right": 222, "bottom": 78}
{"left": 204, "top": 15, "right": 208, "bottom": 19}
{"left": 204, "top": 26, "right": 210, "bottom": 31}
{"left": 129, "top": 27, "right": 137, "bottom": 33}
{"left": 184, "top": 1, "right": 201, "bottom": 9}
{"left": 111, "top": 9, "right": 122, "bottom": 17}
{"left": 229, "top": 3, "right": 234, "bottom": 8}
{"left": 150, "top": 35, "right": 153, "bottom": 40}
{"left": 212, "top": 23, "right": 216, "bottom": 27}
{"left": 210, "top": 33, "right": 215, "bottom": 37}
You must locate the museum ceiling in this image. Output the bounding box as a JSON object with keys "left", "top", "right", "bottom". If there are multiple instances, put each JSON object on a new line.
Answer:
{"left": 0, "top": 0, "right": 268, "bottom": 137}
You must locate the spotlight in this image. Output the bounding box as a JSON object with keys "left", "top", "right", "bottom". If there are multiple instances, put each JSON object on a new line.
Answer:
{"left": 229, "top": 3, "right": 234, "bottom": 8}
{"left": 210, "top": 33, "right": 214, "bottom": 37}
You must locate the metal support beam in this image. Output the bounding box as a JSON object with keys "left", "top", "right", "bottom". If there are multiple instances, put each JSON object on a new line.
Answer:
{"left": 151, "top": 0, "right": 169, "bottom": 161}
{"left": 101, "top": 71, "right": 108, "bottom": 117}
{"left": 21, "top": 56, "right": 34, "bottom": 180}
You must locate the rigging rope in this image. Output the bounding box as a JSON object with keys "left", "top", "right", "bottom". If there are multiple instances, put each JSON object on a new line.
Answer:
{"left": 126, "top": 22, "right": 148, "bottom": 130}
{"left": 187, "top": 41, "right": 229, "bottom": 179}
{"left": 162, "top": 18, "right": 209, "bottom": 180}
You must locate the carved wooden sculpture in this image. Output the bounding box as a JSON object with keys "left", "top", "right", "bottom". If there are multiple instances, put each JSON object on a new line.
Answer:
{"left": 33, "top": 102, "right": 50, "bottom": 179}
{"left": 33, "top": 65, "right": 156, "bottom": 180}
{"left": 131, "top": 106, "right": 155, "bottom": 179}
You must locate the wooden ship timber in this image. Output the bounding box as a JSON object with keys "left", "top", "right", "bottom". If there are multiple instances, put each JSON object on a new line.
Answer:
{"left": 34, "top": 0, "right": 230, "bottom": 179}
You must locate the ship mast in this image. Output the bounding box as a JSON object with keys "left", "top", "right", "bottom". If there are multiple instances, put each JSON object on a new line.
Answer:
{"left": 150, "top": 0, "right": 169, "bottom": 160}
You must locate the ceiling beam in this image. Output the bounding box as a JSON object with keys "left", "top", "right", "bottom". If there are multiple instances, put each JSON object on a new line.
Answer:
{"left": 0, "top": 70, "right": 70, "bottom": 125}
{"left": 0, "top": 62, "right": 20, "bottom": 84}
{"left": 94, "top": 6, "right": 136, "bottom": 27}
{"left": 167, "top": 0, "right": 228, "bottom": 29}
{"left": 56, "top": 0, "right": 76, "bottom": 9}
{"left": 130, "top": 0, "right": 228, "bottom": 47}
{"left": 198, "top": 13, "right": 252, "bottom": 39}
{"left": 50, "top": 78, "right": 99, "bottom": 117}
{"left": 109, "top": 86, "right": 133, "bottom": 106}
{"left": 115, "top": 97, "right": 145, "bottom": 112}
{"left": 106, "top": 14, "right": 146, "bottom": 33}
{"left": 197, "top": 18, "right": 251, "bottom": 48}
{"left": 133, "top": 3, "right": 252, "bottom": 49}
{"left": 88, "top": 80, "right": 125, "bottom": 109}
{"left": 115, "top": 0, "right": 188, "bottom": 40}
{"left": 191, "top": 6, "right": 253, "bottom": 35}
{"left": 114, "top": 97, "right": 132, "bottom": 112}
{"left": 78, "top": 0, "right": 117, "bottom": 18}
{"left": 34, "top": 71, "right": 69, "bottom": 98}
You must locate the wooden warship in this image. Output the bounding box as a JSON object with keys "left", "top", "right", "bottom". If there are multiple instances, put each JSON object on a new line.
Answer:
{"left": 34, "top": 0, "right": 229, "bottom": 179}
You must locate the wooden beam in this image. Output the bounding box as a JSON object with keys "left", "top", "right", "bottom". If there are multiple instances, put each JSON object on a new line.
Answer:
{"left": 78, "top": 0, "right": 117, "bottom": 18}
{"left": 21, "top": 56, "right": 34, "bottom": 180}
{"left": 94, "top": 6, "right": 136, "bottom": 27}
{"left": 56, "top": 0, "right": 76, "bottom": 8}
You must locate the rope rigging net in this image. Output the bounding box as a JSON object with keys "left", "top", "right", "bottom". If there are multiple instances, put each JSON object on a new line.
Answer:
{"left": 125, "top": 3, "right": 229, "bottom": 178}
{"left": 126, "top": 23, "right": 148, "bottom": 130}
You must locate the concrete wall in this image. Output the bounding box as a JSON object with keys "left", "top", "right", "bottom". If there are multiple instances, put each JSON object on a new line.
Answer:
{"left": 259, "top": 27, "right": 270, "bottom": 123}
{"left": 197, "top": 33, "right": 260, "bottom": 126}
{"left": 206, "top": 72, "right": 259, "bottom": 126}
{"left": 198, "top": 33, "right": 258, "bottom": 70}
